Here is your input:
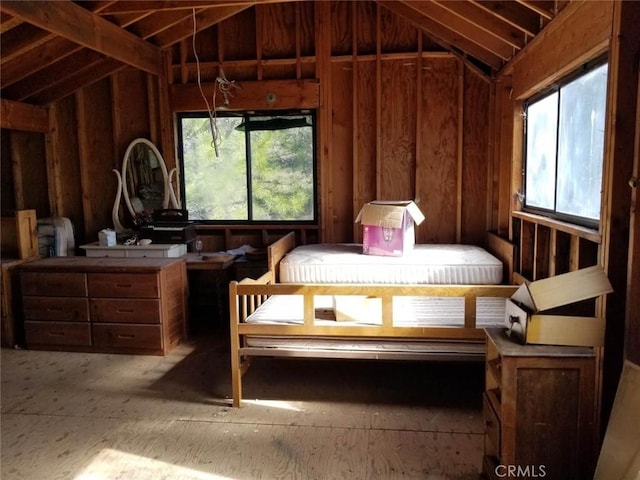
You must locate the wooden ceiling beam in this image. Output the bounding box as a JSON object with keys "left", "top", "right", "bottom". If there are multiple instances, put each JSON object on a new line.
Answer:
{"left": 30, "top": 58, "right": 126, "bottom": 105}
{"left": 1, "top": 37, "right": 81, "bottom": 89}
{"left": 0, "top": 98, "right": 49, "bottom": 132}
{"left": 0, "top": 23, "right": 54, "bottom": 65}
{"left": 3, "top": 49, "right": 111, "bottom": 102}
{"left": 153, "top": 5, "right": 251, "bottom": 48}
{"left": 98, "top": 1, "right": 299, "bottom": 14}
{"left": 0, "top": 0, "right": 163, "bottom": 75}
{"left": 378, "top": 0, "right": 503, "bottom": 71}
{"left": 0, "top": 12, "right": 22, "bottom": 33}
{"left": 472, "top": 0, "right": 541, "bottom": 37}
{"left": 434, "top": 0, "right": 525, "bottom": 50}
{"left": 399, "top": 1, "right": 514, "bottom": 60}
{"left": 516, "top": 0, "right": 555, "bottom": 20}
{"left": 126, "top": 9, "right": 207, "bottom": 39}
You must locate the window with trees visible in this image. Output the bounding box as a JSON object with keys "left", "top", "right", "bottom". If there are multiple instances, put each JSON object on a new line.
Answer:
{"left": 178, "top": 111, "right": 316, "bottom": 223}
{"left": 523, "top": 59, "right": 608, "bottom": 227}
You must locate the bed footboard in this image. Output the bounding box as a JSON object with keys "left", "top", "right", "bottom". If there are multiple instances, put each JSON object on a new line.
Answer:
{"left": 229, "top": 279, "right": 517, "bottom": 407}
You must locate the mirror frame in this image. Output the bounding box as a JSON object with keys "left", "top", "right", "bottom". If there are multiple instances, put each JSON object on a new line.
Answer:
{"left": 112, "top": 138, "right": 179, "bottom": 232}
{"left": 121, "top": 138, "right": 170, "bottom": 218}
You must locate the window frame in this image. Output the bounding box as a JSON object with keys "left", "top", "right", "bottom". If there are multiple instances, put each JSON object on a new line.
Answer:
{"left": 177, "top": 110, "right": 319, "bottom": 225}
{"left": 522, "top": 55, "right": 608, "bottom": 230}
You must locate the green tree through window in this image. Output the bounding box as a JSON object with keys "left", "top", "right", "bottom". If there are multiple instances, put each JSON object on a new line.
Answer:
{"left": 179, "top": 112, "right": 316, "bottom": 222}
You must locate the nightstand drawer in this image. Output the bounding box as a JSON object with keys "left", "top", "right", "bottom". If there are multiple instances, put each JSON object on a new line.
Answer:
{"left": 23, "top": 297, "right": 89, "bottom": 322}
{"left": 25, "top": 321, "right": 91, "bottom": 347}
{"left": 90, "top": 299, "right": 161, "bottom": 324}
{"left": 88, "top": 273, "right": 160, "bottom": 298}
{"left": 21, "top": 272, "right": 87, "bottom": 297}
{"left": 92, "top": 324, "right": 161, "bottom": 351}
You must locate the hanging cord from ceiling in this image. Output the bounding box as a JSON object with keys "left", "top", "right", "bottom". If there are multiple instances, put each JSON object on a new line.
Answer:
{"left": 191, "top": 9, "right": 241, "bottom": 159}
{"left": 192, "top": 8, "right": 219, "bottom": 157}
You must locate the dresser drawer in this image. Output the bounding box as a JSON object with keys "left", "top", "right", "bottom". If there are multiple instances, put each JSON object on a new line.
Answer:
{"left": 92, "top": 324, "right": 161, "bottom": 351}
{"left": 483, "top": 393, "right": 501, "bottom": 458}
{"left": 25, "top": 321, "right": 91, "bottom": 347}
{"left": 21, "top": 272, "right": 87, "bottom": 297}
{"left": 23, "top": 297, "right": 89, "bottom": 322}
{"left": 88, "top": 273, "right": 159, "bottom": 298}
{"left": 90, "top": 299, "right": 161, "bottom": 324}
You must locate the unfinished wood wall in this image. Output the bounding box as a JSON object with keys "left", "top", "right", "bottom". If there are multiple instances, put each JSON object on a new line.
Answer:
{"left": 491, "top": 0, "right": 640, "bottom": 438}
{"left": 168, "top": 1, "right": 493, "bottom": 246}
{"left": 2, "top": 1, "right": 492, "bottom": 248}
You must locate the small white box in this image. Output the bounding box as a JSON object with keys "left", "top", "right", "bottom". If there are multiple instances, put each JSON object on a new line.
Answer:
{"left": 98, "top": 229, "right": 116, "bottom": 247}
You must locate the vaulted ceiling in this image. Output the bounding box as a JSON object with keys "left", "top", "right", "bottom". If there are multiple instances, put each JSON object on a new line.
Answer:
{"left": 0, "top": 0, "right": 566, "bottom": 106}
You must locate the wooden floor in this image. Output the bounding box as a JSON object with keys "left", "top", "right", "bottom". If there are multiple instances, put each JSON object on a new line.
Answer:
{"left": 1, "top": 327, "right": 486, "bottom": 480}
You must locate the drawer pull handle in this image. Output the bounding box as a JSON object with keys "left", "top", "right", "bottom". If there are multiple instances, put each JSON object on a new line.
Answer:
{"left": 116, "top": 283, "right": 133, "bottom": 288}
{"left": 117, "top": 309, "right": 134, "bottom": 313}
{"left": 117, "top": 334, "right": 135, "bottom": 339}
{"left": 49, "top": 331, "right": 64, "bottom": 337}
{"left": 47, "top": 307, "right": 63, "bottom": 312}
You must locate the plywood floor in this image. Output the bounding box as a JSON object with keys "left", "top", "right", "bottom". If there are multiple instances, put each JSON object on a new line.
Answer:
{"left": 1, "top": 330, "right": 486, "bottom": 480}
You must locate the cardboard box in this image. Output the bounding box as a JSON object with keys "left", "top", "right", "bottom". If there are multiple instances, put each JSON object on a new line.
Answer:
{"left": 355, "top": 200, "right": 425, "bottom": 256}
{"left": 505, "top": 265, "right": 613, "bottom": 346}
{"left": 333, "top": 295, "right": 382, "bottom": 323}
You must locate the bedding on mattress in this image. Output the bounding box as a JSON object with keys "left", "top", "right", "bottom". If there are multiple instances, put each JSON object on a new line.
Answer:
{"left": 279, "top": 243, "right": 503, "bottom": 284}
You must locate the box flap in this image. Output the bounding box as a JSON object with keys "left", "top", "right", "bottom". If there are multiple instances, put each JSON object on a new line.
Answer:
{"left": 355, "top": 200, "right": 425, "bottom": 227}
{"left": 356, "top": 204, "right": 406, "bottom": 228}
{"left": 527, "top": 265, "right": 613, "bottom": 312}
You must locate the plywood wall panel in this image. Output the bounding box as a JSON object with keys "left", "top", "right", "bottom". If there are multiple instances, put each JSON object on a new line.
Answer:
{"left": 46, "top": 96, "right": 82, "bottom": 228}
{"left": 220, "top": 8, "right": 256, "bottom": 61}
{"left": 416, "top": 57, "right": 458, "bottom": 244}
{"left": 1, "top": 130, "right": 15, "bottom": 214}
{"left": 76, "top": 80, "right": 116, "bottom": 240}
{"left": 112, "top": 69, "right": 151, "bottom": 154}
{"left": 298, "top": 2, "right": 316, "bottom": 57}
{"left": 9, "top": 132, "right": 48, "bottom": 217}
{"left": 462, "top": 67, "right": 490, "bottom": 245}
{"left": 379, "top": 59, "right": 417, "bottom": 202}
{"left": 380, "top": 7, "right": 418, "bottom": 52}
{"left": 354, "top": 60, "right": 377, "bottom": 241}
{"left": 331, "top": 1, "right": 352, "bottom": 56}
{"left": 259, "top": 3, "right": 296, "bottom": 59}
{"left": 356, "top": 1, "right": 377, "bottom": 55}
{"left": 330, "top": 61, "right": 355, "bottom": 242}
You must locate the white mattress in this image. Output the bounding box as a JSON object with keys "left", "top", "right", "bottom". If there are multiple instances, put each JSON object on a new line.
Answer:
{"left": 279, "top": 244, "right": 503, "bottom": 285}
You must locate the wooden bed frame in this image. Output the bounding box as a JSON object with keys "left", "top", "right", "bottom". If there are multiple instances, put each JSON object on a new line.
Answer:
{"left": 228, "top": 232, "right": 517, "bottom": 407}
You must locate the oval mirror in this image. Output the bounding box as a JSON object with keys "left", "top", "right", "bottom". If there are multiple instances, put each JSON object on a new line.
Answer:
{"left": 112, "top": 138, "right": 179, "bottom": 232}
{"left": 122, "top": 138, "right": 170, "bottom": 220}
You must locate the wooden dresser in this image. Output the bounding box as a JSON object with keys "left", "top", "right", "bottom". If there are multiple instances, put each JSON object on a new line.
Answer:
{"left": 483, "top": 328, "right": 598, "bottom": 480}
{"left": 20, "top": 257, "right": 187, "bottom": 355}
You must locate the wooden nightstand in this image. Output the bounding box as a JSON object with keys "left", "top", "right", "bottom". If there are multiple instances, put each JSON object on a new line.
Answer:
{"left": 483, "top": 328, "right": 598, "bottom": 480}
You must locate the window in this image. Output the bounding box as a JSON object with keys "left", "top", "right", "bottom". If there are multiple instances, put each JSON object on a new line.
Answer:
{"left": 524, "top": 60, "right": 608, "bottom": 226}
{"left": 178, "top": 111, "right": 316, "bottom": 222}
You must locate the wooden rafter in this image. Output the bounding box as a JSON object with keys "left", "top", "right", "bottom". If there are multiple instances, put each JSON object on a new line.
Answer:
{"left": 472, "top": 0, "right": 541, "bottom": 37}
{"left": 399, "top": 1, "right": 514, "bottom": 60}
{"left": 516, "top": 0, "right": 555, "bottom": 20}
{"left": 434, "top": 0, "right": 525, "bottom": 50}
{"left": 97, "top": 0, "right": 301, "bottom": 14}
{"left": 125, "top": 9, "right": 207, "bottom": 39}
{"left": 152, "top": 4, "right": 251, "bottom": 48}
{"left": 0, "top": 0, "right": 163, "bottom": 75}
{"left": 0, "top": 23, "right": 54, "bottom": 65}
{"left": 0, "top": 98, "right": 49, "bottom": 132}
{"left": 379, "top": 0, "right": 503, "bottom": 71}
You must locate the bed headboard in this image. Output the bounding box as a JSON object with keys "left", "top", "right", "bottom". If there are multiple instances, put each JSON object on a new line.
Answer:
{"left": 486, "top": 231, "right": 515, "bottom": 284}
{"left": 267, "top": 231, "right": 296, "bottom": 282}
